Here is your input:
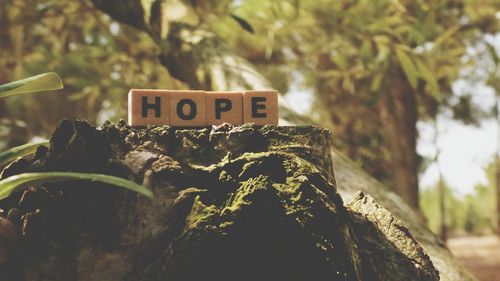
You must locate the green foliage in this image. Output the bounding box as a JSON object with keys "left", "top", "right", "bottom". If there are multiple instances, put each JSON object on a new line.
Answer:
{"left": 0, "top": 72, "right": 63, "bottom": 98}
{"left": 0, "top": 140, "right": 49, "bottom": 167}
{"left": 421, "top": 161, "right": 497, "bottom": 235}
{"left": 0, "top": 172, "right": 153, "bottom": 200}
{"left": 394, "top": 46, "right": 419, "bottom": 89}
{"left": 463, "top": 183, "right": 496, "bottom": 234}
{"left": 420, "top": 181, "right": 468, "bottom": 235}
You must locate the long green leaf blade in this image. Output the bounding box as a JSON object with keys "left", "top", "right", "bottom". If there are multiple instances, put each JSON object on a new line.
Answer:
{"left": 395, "top": 46, "right": 418, "bottom": 89}
{"left": 0, "top": 141, "right": 49, "bottom": 167}
{"left": 0, "top": 72, "right": 63, "bottom": 98}
{"left": 414, "top": 58, "right": 440, "bottom": 96}
{"left": 0, "top": 172, "right": 153, "bottom": 200}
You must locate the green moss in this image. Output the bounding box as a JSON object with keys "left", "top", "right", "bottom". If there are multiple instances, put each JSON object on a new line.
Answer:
{"left": 184, "top": 195, "right": 219, "bottom": 231}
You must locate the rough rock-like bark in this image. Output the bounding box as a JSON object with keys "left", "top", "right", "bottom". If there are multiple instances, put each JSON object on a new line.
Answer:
{"left": 332, "top": 150, "right": 477, "bottom": 281}
{"left": 0, "top": 120, "right": 438, "bottom": 281}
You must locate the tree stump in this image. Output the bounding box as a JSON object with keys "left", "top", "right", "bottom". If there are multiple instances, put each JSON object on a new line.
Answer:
{"left": 0, "top": 120, "right": 439, "bottom": 280}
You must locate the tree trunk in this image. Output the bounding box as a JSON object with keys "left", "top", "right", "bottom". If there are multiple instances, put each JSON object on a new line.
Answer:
{"left": 495, "top": 98, "right": 500, "bottom": 235}
{"left": 497, "top": 157, "right": 500, "bottom": 236}
{"left": 0, "top": 120, "right": 439, "bottom": 281}
{"left": 438, "top": 156, "right": 447, "bottom": 242}
{"left": 378, "top": 67, "right": 420, "bottom": 211}
{"left": 0, "top": 0, "right": 10, "bottom": 84}
{"left": 0, "top": 0, "right": 11, "bottom": 112}
{"left": 434, "top": 120, "right": 447, "bottom": 242}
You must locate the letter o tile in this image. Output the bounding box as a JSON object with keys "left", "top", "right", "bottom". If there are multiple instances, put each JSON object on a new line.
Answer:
{"left": 169, "top": 90, "right": 206, "bottom": 126}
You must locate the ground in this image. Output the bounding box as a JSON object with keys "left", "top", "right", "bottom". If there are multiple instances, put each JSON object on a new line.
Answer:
{"left": 448, "top": 235, "right": 500, "bottom": 281}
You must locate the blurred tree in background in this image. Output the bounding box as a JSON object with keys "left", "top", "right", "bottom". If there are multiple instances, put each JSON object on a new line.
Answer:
{"left": 421, "top": 180, "right": 467, "bottom": 235}
{"left": 421, "top": 160, "right": 497, "bottom": 235}
{"left": 0, "top": 0, "right": 499, "bottom": 218}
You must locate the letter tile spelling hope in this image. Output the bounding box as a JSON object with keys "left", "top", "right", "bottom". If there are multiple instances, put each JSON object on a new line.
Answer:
{"left": 128, "top": 89, "right": 278, "bottom": 126}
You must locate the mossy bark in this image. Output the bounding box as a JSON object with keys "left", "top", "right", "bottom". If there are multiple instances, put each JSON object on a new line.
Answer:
{"left": 0, "top": 120, "right": 438, "bottom": 281}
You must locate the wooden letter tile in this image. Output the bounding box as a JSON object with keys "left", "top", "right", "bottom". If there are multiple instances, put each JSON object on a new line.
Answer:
{"left": 128, "top": 89, "right": 170, "bottom": 126}
{"left": 169, "top": 90, "right": 206, "bottom": 126}
{"left": 206, "top": 91, "right": 243, "bottom": 125}
{"left": 243, "top": 90, "right": 278, "bottom": 125}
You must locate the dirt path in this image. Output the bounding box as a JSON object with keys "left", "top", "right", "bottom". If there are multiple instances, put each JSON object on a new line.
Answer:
{"left": 448, "top": 235, "right": 500, "bottom": 281}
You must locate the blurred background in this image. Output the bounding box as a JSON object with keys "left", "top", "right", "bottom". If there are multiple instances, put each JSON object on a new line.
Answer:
{"left": 1, "top": 0, "right": 499, "bottom": 280}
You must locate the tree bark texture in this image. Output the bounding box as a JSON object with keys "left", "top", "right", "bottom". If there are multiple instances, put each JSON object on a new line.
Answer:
{"left": 0, "top": 120, "right": 439, "bottom": 281}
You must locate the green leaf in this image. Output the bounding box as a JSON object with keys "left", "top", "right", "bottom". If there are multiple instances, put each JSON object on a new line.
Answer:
{"left": 486, "top": 43, "right": 499, "bottom": 65}
{"left": 371, "top": 73, "right": 384, "bottom": 92}
{"left": 332, "top": 53, "right": 348, "bottom": 69}
{"left": 415, "top": 58, "right": 440, "bottom": 96}
{"left": 0, "top": 141, "right": 49, "bottom": 167}
{"left": 0, "top": 72, "right": 63, "bottom": 98}
{"left": 0, "top": 172, "right": 153, "bottom": 200}
{"left": 230, "top": 14, "right": 254, "bottom": 33}
{"left": 360, "top": 39, "right": 373, "bottom": 65}
{"left": 433, "top": 25, "right": 461, "bottom": 49}
{"left": 395, "top": 46, "right": 418, "bottom": 89}
{"left": 374, "top": 35, "right": 390, "bottom": 62}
